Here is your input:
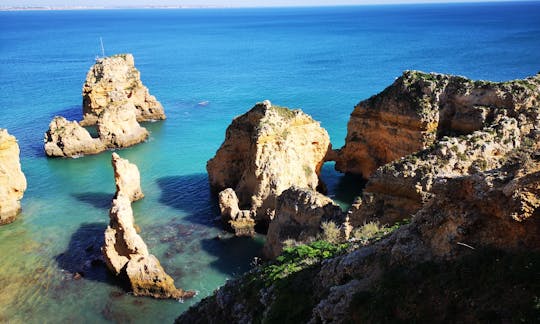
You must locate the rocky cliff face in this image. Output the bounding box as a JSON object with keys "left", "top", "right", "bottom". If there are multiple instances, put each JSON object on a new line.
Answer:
{"left": 44, "top": 117, "right": 106, "bottom": 157}
{"left": 81, "top": 54, "right": 165, "bottom": 126}
{"left": 340, "top": 71, "right": 540, "bottom": 226}
{"left": 177, "top": 147, "right": 540, "bottom": 323}
{"left": 335, "top": 71, "right": 540, "bottom": 178}
{"left": 102, "top": 153, "right": 194, "bottom": 299}
{"left": 263, "top": 187, "right": 344, "bottom": 259}
{"left": 207, "top": 100, "right": 331, "bottom": 225}
{"left": 0, "top": 129, "right": 27, "bottom": 225}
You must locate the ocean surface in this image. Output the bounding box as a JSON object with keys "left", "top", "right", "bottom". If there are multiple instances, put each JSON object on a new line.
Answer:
{"left": 1, "top": 2, "right": 539, "bottom": 322}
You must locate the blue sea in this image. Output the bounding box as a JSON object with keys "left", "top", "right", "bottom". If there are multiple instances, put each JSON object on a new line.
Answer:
{"left": 1, "top": 2, "right": 539, "bottom": 322}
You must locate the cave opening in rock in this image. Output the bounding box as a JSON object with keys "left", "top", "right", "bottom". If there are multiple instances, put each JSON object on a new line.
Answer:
{"left": 318, "top": 161, "right": 367, "bottom": 211}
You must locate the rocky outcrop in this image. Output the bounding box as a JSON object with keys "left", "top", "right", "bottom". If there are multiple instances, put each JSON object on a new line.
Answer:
{"left": 218, "top": 188, "right": 255, "bottom": 237}
{"left": 0, "top": 130, "right": 27, "bottom": 224}
{"left": 263, "top": 187, "right": 344, "bottom": 259}
{"left": 44, "top": 103, "right": 148, "bottom": 157}
{"left": 102, "top": 153, "right": 194, "bottom": 299}
{"left": 207, "top": 100, "right": 331, "bottom": 225}
{"left": 44, "top": 117, "right": 105, "bottom": 157}
{"left": 339, "top": 71, "right": 540, "bottom": 226}
{"left": 177, "top": 147, "right": 540, "bottom": 323}
{"left": 81, "top": 54, "right": 165, "bottom": 126}
{"left": 44, "top": 54, "right": 163, "bottom": 158}
{"left": 97, "top": 102, "right": 149, "bottom": 148}
{"left": 335, "top": 71, "right": 540, "bottom": 178}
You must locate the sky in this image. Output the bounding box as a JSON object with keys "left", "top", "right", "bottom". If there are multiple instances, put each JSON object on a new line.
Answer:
{"left": 1, "top": 0, "right": 535, "bottom": 8}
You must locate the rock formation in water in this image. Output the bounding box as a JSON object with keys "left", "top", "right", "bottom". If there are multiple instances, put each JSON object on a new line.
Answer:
{"left": 337, "top": 71, "right": 540, "bottom": 226}
{"left": 218, "top": 188, "right": 256, "bottom": 237}
{"left": 102, "top": 153, "right": 194, "bottom": 299}
{"left": 177, "top": 145, "right": 540, "bottom": 323}
{"left": 177, "top": 72, "right": 540, "bottom": 323}
{"left": 44, "top": 54, "right": 163, "bottom": 158}
{"left": 44, "top": 117, "right": 106, "bottom": 157}
{"left": 81, "top": 53, "right": 165, "bottom": 126}
{"left": 207, "top": 100, "right": 331, "bottom": 227}
{"left": 0, "top": 129, "right": 27, "bottom": 225}
{"left": 263, "top": 186, "right": 345, "bottom": 259}
{"left": 97, "top": 102, "right": 149, "bottom": 148}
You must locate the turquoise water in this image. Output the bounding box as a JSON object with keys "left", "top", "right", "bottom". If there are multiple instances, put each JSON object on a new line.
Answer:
{"left": 1, "top": 2, "right": 539, "bottom": 322}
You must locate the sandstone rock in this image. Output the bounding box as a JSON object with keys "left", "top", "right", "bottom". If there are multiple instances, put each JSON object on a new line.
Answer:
{"left": 44, "top": 117, "right": 105, "bottom": 157}
{"left": 98, "top": 102, "right": 149, "bottom": 149}
{"left": 263, "top": 187, "right": 344, "bottom": 259}
{"left": 207, "top": 100, "right": 331, "bottom": 223}
{"left": 177, "top": 147, "right": 540, "bottom": 323}
{"left": 81, "top": 54, "right": 165, "bottom": 126}
{"left": 103, "top": 153, "right": 193, "bottom": 299}
{"left": 218, "top": 188, "right": 255, "bottom": 237}
{"left": 335, "top": 71, "right": 540, "bottom": 178}
{"left": 111, "top": 152, "right": 144, "bottom": 202}
{"left": 339, "top": 72, "right": 540, "bottom": 226}
{"left": 0, "top": 129, "right": 27, "bottom": 224}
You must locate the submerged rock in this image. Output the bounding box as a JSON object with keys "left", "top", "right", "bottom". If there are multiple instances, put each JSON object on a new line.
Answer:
{"left": 207, "top": 100, "right": 331, "bottom": 226}
{"left": 263, "top": 187, "right": 344, "bottom": 259}
{"left": 0, "top": 129, "right": 27, "bottom": 224}
{"left": 81, "top": 53, "right": 165, "bottom": 126}
{"left": 102, "top": 153, "right": 194, "bottom": 299}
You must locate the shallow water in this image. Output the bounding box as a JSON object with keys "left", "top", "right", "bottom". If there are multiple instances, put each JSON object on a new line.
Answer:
{"left": 1, "top": 3, "right": 539, "bottom": 322}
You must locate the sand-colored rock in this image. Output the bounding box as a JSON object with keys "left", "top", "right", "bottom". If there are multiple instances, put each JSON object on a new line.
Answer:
{"left": 0, "top": 129, "right": 27, "bottom": 224}
{"left": 335, "top": 71, "right": 540, "bottom": 178}
{"left": 111, "top": 152, "right": 144, "bottom": 202}
{"left": 177, "top": 148, "right": 540, "bottom": 323}
{"left": 207, "top": 100, "right": 331, "bottom": 224}
{"left": 81, "top": 54, "right": 165, "bottom": 126}
{"left": 218, "top": 188, "right": 255, "bottom": 237}
{"left": 44, "top": 117, "right": 105, "bottom": 157}
{"left": 44, "top": 103, "right": 148, "bottom": 157}
{"left": 263, "top": 187, "right": 344, "bottom": 259}
{"left": 97, "top": 102, "right": 149, "bottom": 148}
{"left": 340, "top": 72, "right": 540, "bottom": 226}
{"left": 103, "top": 153, "right": 194, "bottom": 299}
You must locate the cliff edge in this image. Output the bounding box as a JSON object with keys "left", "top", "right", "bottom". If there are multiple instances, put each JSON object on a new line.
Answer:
{"left": 0, "top": 129, "right": 27, "bottom": 224}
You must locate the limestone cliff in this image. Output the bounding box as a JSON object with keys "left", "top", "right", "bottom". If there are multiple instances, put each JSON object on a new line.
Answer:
{"left": 177, "top": 148, "right": 540, "bottom": 323}
{"left": 81, "top": 54, "right": 165, "bottom": 126}
{"left": 263, "top": 187, "right": 344, "bottom": 259}
{"left": 97, "top": 102, "right": 149, "bottom": 148}
{"left": 207, "top": 100, "right": 331, "bottom": 224}
{"left": 0, "top": 129, "right": 27, "bottom": 225}
{"left": 335, "top": 71, "right": 540, "bottom": 178}
{"left": 340, "top": 71, "right": 540, "bottom": 226}
{"left": 102, "top": 153, "right": 194, "bottom": 299}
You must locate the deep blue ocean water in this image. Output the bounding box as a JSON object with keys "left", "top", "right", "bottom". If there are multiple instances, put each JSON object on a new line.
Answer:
{"left": 0, "top": 2, "right": 539, "bottom": 322}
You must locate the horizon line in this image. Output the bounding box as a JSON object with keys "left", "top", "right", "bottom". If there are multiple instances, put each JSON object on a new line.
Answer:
{"left": 1, "top": 0, "right": 539, "bottom": 11}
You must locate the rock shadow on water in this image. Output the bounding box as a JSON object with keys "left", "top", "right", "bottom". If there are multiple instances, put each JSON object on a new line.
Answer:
{"left": 72, "top": 192, "right": 113, "bottom": 210}
{"left": 201, "top": 236, "right": 265, "bottom": 278}
{"left": 55, "top": 222, "right": 125, "bottom": 288}
{"left": 157, "top": 174, "right": 220, "bottom": 227}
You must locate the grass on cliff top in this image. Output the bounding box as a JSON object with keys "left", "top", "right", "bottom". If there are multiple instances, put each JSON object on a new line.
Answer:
{"left": 271, "top": 105, "right": 299, "bottom": 120}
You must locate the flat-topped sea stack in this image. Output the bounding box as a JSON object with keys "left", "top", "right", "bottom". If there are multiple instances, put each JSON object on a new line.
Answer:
{"left": 102, "top": 153, "right": 194, "bottom": 299}
{"left": 337, "top": 71, "right": 540, "bottom": 226}
{"left": 44, "top": 54, "right": 161, "bottom": 158}
{"left": 207, "top": 100, "right": 331, "bottom": 233}
{"left": 0, "top": 129, "right": 27, "bottom": 225}
{"left": 81, "top": 53, "right": 165, "bottom": 126}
